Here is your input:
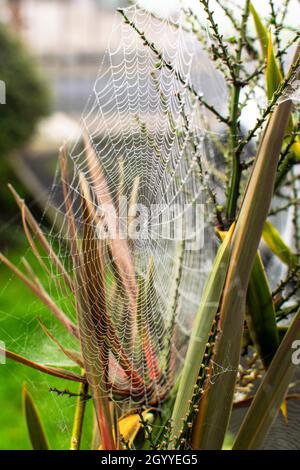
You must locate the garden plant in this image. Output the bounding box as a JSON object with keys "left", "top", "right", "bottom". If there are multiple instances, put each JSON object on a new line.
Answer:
{"left": 0, "top": 0, "right": 300, "bottom": 450}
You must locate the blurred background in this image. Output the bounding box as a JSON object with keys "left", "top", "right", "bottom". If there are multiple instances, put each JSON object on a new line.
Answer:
{"left": 0, "top": 0, "right": 130, "bottom": 229}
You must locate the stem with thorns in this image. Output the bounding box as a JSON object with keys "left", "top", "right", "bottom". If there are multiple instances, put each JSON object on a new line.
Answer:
{"left": 214, "top": 0, "right": 257, "bottom": 58}
{"left": 70, "top": 371, "right": 89, "bottom": 450}
{"left": 235, "top": 52, "right": 300, "bottom": 165}
{"left": 269, "top": 0, "right": 284, "bottom": 73}
{"left": 118, "top": 8, "right": 229, "bottom": 125}
{"left": 199, "top": 0, "right": 237, "bottom": 83}
{"left": 226, "top": 0, "right": 250, "bottom": 221}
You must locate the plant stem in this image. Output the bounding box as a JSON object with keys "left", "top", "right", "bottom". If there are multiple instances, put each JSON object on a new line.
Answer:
{"left": 226, "top": 0, "right": 250, "bottom": 222}
{"left": 226, "top": 86, "right": 242, "bottom": 221}
{"left": 199, "top": 0, "right": 236, "bottom": 83}
{"left": 70, "top": 371, "right": 89, "bottom": 450}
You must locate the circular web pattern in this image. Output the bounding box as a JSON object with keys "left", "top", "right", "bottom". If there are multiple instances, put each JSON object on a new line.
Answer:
{"left": 44, "top": 5, "right": 219, "bottom": 410}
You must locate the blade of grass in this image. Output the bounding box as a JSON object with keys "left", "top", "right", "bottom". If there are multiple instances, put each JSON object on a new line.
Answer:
{"left": 91, "top": 411, "right": 101, "bottom": 450}
{"left": 249, "top": 2, "right": 268, "bottom": 56}
{"left": 117, "top": 157, "right": 125, "bottom": 215}
{"left": 83, "top": 133, "right": 138, "bottom": 317}
{"left": 128, "top": 176, "right": 140, "bottom": 239}
{"left": 266, "top": 31, "right": 283, "bottom": 101}
{"left": 77, "top": 173, "right": 146, "bottom": 392}
{"left": 59, "top": 145, "right": 81, "bottom": 265}
{"left": 250, "top": 5, "right": 300, "bottom": 160}
{"left": 218, "top": 230, "right": 279, "bottom": 369}
{"left": 142, "top": 257, "right": 164, "bottom": 384}
{"left": 70, "top": 371, "right": 89, "bottom": 450}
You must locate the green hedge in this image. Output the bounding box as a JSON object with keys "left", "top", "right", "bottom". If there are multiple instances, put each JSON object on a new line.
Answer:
{"left": 0, "top": 23, "right": 50, "bottom": 158}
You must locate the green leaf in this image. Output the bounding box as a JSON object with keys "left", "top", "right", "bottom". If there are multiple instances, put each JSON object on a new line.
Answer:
{"left": 117, "top": 411, "right": 153, "bottom": 449}
{"left": 250, "top": 3, "right": 268, "bottom": 57}
{"left": 250, "top": 5, "right": 283, "bottom": 101}
{"left": 266, "top": 34, "right": 300, "bottom": 159}
{"left": 169, "top": 224, "right": 234, "bottom": 445}
{"left": 22, "top": 383, "right": 49, "bottom": 450}
{"left": 266, "top": 30, "right": 283, "bottom": 101}
{"left": 250, "top": 6, "right": 300, "bottom": 160}
{"left": 246, "top": 252, "right": 279, "bottom": 368}
{"left": 263, "top": 220, "right": 297, "bottom": 268}
{"left": 233, "top": 306, "right": 300, "bottom": 449}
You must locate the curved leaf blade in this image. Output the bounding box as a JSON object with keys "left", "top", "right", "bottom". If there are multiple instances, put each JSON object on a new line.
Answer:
{"left": 263, "top": 221, "right": 297, "bottom": 268}
{"left": 246, "top": 252, "right": 279, "bottom": 368}
{"left": 266, "top": 31, "right": 283, "bottom": 101}
{"left": 22, "top": 384, "right": 49, "bottom": 450}
{"left": 169, "top": 224, "right": 234, "bottom": 445}
{"left": 250, "top": 3, "right": 268, "bottom": 57}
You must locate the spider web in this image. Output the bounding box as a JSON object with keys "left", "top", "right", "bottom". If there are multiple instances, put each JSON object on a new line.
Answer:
{"left": 1, "top": 5, "right": 226, "bottom": 427}
{"left": 41, "top": 5, "right": 221, "bottom": 411}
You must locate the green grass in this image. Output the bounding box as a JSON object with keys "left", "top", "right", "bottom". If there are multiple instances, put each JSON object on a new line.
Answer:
{"left": 0, "top": 238, "right": 92, "bottom": 450}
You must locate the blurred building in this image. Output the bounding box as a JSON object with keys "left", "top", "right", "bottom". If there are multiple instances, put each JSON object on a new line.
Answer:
{"left": 0, "top": 0, "right": 128, "bottom": 213}
{"left": 5, "top": 1, "right": 124, "bottom": 56}
{"left": 0, "top": 0, "right": 128, "bottom": 114}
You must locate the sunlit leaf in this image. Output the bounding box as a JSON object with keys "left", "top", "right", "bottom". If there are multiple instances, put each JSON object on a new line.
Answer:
{"left": 250, "top": 6, "right": 300, "bottom": 160}
{"left": 250, "top": 3, "right": 268, "bottom": 57}
{"left": 266, "top": 31, "right": 283, "bottom": 101}
{"left": 280, "top": 400, "right": 288, "bottom": 425}
{"left": 263, "top": 220, "right": 297, "bottom": 268}
{"left": 119, "top": 411, "right": 153, "bottom": 448}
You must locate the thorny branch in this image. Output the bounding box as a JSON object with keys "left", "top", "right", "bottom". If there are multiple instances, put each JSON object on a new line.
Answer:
{"left": 118, "top": 8, "right": 230, "bottom": 125}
